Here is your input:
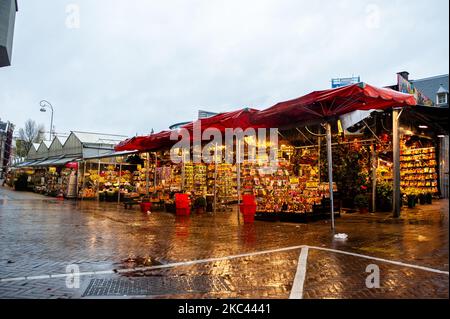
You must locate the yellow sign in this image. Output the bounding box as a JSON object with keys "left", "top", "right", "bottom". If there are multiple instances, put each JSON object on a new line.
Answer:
{"left": 49, "top": 167, "right": 57, "bottom": 173}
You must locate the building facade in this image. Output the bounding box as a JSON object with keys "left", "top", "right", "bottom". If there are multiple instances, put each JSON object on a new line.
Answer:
{"left": 0, "top": 0, "right": 18, "bottom": 67}
{"left": 0, "top": 119, "right": 14, "bottom": 178}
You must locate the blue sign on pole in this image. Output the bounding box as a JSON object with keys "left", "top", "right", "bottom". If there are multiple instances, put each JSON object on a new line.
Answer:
{"left": 331, "top": 76, "right": 361, "bottom": 88}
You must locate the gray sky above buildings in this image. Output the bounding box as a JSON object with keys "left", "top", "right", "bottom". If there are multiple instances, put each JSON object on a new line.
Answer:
{"left": 0, "top": 0, "right": 449, "bottom": 138}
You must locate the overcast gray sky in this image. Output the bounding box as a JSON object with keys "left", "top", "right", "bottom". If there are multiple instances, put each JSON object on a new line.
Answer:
{"left": 1, "top": 0, "right": 448, "bottom": 138}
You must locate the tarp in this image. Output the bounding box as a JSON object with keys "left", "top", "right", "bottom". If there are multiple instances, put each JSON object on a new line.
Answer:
{"left": 115, "top": 82, "right": 416, "bottom": 152}
{"left": 115, "top": 108, "right": 261, "bottom": 151}
{"left": 251, "top": 82, "right": 416, "bottom": 128}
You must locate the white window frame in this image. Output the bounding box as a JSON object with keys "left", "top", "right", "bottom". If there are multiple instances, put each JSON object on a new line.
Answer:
{"left": 437, "top": 93, "right": 447, "bottom": 105}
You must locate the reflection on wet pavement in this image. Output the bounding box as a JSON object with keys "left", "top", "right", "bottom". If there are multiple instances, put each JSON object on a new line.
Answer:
{"left": 0, "top": 187, "right": 448, "bottom": 298}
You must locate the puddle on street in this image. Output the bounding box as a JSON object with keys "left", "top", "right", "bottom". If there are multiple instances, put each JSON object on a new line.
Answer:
{"left": 117, "top": 256, "right": 163, "bottom": 269}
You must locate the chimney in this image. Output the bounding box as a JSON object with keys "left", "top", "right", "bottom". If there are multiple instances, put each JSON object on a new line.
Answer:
{"left": 397, "top": 71, "right": 409, "bottom": 81}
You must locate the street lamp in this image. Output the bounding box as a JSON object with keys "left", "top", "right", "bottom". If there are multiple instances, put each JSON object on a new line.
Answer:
{"left": 39, "top": 100, "right": 54, "bottom": 141}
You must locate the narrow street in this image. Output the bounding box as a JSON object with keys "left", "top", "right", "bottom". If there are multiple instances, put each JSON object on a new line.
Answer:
{"left": 0, "top": 186, "right": 448, "bottom": 299}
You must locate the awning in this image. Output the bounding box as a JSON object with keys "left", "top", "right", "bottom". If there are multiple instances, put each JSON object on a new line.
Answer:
{"left": 34, "top": 156, "right": 64, "bottom": 166}
{"left": 82, "top": 150, "right": 138, "bottom": 160}
{"left": 252, "top": 82, "right": 417, "bottom": 128}
{"left": 29, "top": 158, "right": 49, "bottom": 166}
{"left": 15, "top": 160, "right": 37, "bottom": 167}
{"left": 115, "top": 82, "right": 416, "bottom": 152}
{"left": 50, "top": 157, "right": 80, "bottom": 166}
{"left": 115, "top": 108, "right": 261, "bottom": 152}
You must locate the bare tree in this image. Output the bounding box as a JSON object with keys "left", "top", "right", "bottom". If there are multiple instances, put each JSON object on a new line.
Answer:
{"left": 16, "top": 120, "right": 45, "bottom": 157}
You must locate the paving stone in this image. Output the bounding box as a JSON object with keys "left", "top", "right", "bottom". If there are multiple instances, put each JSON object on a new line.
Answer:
{"left": 0, "top": 186, "right": 448, "bottom": 298}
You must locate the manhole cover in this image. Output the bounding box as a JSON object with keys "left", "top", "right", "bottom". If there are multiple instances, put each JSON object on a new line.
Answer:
{"left": 82, "top": 276, "right": 230, "bottom": 297}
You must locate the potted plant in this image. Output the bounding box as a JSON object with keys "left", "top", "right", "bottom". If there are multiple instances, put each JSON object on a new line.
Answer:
{"left": 193, "top": 196, "right": 207, "bottom": 214}
{"left": 376, "top": 181, "right": 393, "bottom": 212}
{"left": 405, "top": 189, "right": 417, "bottom": 208}
{"left": 418, "top": 192, "right": 427, "bottom": 205}
{"left": 354, "top": 194, "right": 369, "bottom": 214}
{"left": 425, "top": 192, "right": 433, "bottom": 204}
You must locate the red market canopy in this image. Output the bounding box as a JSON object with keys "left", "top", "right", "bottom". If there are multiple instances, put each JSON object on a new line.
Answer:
{"left": 115, "top": 82, "right": 416, "bottom": 152}
{"left": 115, "top": 108, "right": 261, "bottom": 151}
{"left": 251, "top": 82, "right": 417, "bottom": 128}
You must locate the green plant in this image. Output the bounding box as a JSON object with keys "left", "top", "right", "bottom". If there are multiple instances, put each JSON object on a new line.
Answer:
{"left": 320, "top": 142, "right": 371, "bottom": 207}
{"left": 376, "top": 181, "right": 392, "bottom": 211}
{"left": 193, "top": 196, "right": 206, "bottom": 208}
{"left": 354, "top": 194, "right": 369, "bottom": 209}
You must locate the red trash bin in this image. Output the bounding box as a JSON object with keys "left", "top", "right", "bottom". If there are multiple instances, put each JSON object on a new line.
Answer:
{"left": 140, "top": 202, "right": 152, "bottom": 213}
{"left": 175, "top": 193, "right": 191, "bottom": 216}
{"left": 240, "top": 194, "right": 256, "bottom": 223}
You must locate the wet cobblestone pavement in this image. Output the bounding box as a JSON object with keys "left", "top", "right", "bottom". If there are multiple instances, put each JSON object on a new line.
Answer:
{"left": 0, "top": 186, "right": 448, "bottom": 298}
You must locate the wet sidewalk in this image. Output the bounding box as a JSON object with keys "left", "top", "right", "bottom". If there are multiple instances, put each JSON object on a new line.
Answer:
{"left": 0, "top": 186, "right": 448, "bottom": 298}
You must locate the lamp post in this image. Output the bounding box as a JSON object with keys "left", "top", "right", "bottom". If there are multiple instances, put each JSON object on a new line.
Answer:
{"left": 39, "top": 100, "right": 54, "bottom": 140}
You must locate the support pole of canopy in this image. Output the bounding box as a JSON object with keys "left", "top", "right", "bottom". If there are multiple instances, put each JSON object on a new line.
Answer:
{"left": 97, "top": 160, "right": 101, "bottom": 201}
{"left": 146, "top": 152, "right": 150, "bottom": 197}
{"left": 318, "top": 129, "right": 321, "bottom": 183}
{"left": 181, "top": 149, "right": 185, "bottom": 192}
{"left": 76, "top": 161, "right": 80, "bottom": 199}
{"left": 392, "top": 108, "right": 402, "bottom": 218}
{"left": 236, "top": 138, "right": 241, "bottom": 224}
{"left": 81, "top": 160, "right": 86, "bottom": 200}
{"left": 117, "top": 162, "right": 122, "bottom": 204}
{"left": 325, "top": 122, "right": 335, "bottom": 230}
{"left": 371, "top": 143, "right": 377, "bottom": 213}
{"left": 153, "top": 152, "right": 157, "bottom": 195}
{"left": 213, "top": 143, "right": 218, "bottom": 214}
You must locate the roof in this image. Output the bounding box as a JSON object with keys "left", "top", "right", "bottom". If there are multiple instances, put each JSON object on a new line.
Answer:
{"left": 32, "top": 143, "right": 40, "bottom": 150}
{"left": 43, "top": 141, "right": 51, "bottom": 148}
{"left": 72, "top": 131, "right": 127, "bottom": 145}
{"left": 411, "top": 74, "right": 449, "bottom": 103}
{"left": 49, "top": 135, "right": 68, "bottom": 146}
{"left": 437, "top": 84, "right": 449, "bottom": 94}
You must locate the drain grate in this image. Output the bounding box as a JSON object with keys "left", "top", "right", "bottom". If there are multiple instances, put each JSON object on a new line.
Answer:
{"left": 82, "top": 276, "right": 230, "bottom": 297}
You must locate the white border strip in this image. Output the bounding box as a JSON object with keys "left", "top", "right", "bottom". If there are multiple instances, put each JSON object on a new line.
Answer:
{"left": 289, "top": 247, "right": 309, "bottom": 299}
{"left": 309, "top": 245, "right": 449, "bottom": 275}
{"left": 0, "top": 244, "right": 447, "bottom": 283}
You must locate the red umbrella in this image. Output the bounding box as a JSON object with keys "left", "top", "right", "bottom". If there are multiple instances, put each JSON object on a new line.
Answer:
{"left": 252, "top": 82, "right": 416, "bottom": 128}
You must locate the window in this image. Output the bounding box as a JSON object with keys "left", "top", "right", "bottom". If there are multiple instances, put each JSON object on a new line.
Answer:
{"left": 437, "top": 93, "right": 447, "bottom": 105}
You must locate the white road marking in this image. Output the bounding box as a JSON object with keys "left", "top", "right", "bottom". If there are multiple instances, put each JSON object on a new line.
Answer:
{"left": 309, "top": 245, "right": 449, "bottom": 275}
{"left": 289, "top": 247, "right": 309, "bottom": 299}
{"left": 0, "top": 244, "right": 447, "bottom": 283}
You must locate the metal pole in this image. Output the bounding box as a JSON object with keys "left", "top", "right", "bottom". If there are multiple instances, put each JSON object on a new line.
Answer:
{"left": 76, "top": 161, "right": 80, "bottom": 199}
{"left": 237, "top": 139, "right": 241, "bottom": 223}
{"left": 81, "top": 160, "right": 86, "bottom": 200}
{"left": 213, "top": 143, "right": 218, "bottom": 214}
{"left": 371, "top": 143, "right": 377, "bottom": 213}
{"left": 146, "top": 152, "right": 150, "bottom": 197}
{"left": 97, "top": 160, "right": 101, "bottom": 201}
{"left": 392, "top": 108, "right": 401, "bottom": 218}
{"left": 117, "top": 162, "right": 122, "bottom": 204}
{"left": 318, "top": 131, "right": 321, "bottom": 183}
{"left": 181, "top": 149, "right": 185, "bottom": 192}
{"left": 153, "top": 152, "right": 157, "bottom": 194}
{"left": 50, "top": 108, "right": 54, "bottom": 141}
{"left": 325, "top": 122, "right": 335, "bottom": 230}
